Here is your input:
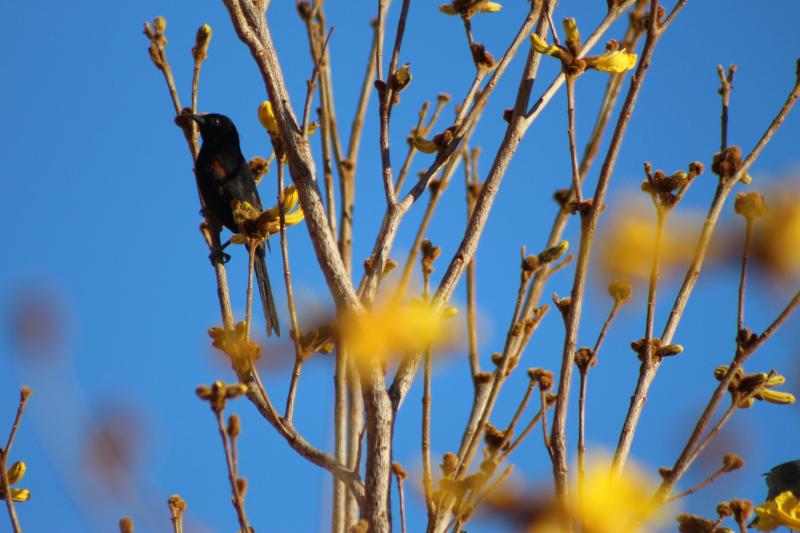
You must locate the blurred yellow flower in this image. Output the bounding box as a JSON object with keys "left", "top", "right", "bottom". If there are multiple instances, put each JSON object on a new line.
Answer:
{"left": 0, "top": 460, "right": 30, "bottom": 503}
{"left": 339, "top": 299, "right": 457, "bottom": 364}
{"left": 529, "top": 457, "right": 666, "bottom": 532}
{"left": 754, "top": 491, "right": 800, "bottom": 531}
{"left": 599, "top": 204, "right": 695, "bottom": 281}
{"left": 752, "top": 188, "right": 800, "bottom": 278}
{"left": 588, "top": 50, "right": 638, "bottom": 73}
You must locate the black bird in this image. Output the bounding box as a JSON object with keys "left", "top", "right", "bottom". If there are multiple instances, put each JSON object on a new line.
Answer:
{"left": 750, "top": 459, "right": 800, "bottom": 527}
{"left": 764, "top": 460, "right": 800, "bottom": 501}
{"left": 189, "top": 113, "right": 280, "bottom": 336}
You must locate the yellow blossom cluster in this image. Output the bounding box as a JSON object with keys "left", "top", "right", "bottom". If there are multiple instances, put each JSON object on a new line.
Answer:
{"left": 530, "top": 18, "right": 637, "bottom": 75}
{"left": 230, "top": 185, "right": 305, "bottom": 246}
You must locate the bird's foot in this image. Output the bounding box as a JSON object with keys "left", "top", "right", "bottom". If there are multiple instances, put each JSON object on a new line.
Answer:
{"left": 209, "top": 249, "right": 231, "bottom": 265}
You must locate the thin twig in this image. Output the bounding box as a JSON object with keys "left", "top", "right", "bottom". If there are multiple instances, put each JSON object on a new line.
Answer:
{"left": 422, "top": 255, "right": 435, "bottom": 518}
{"left": 717, "top": 64, "right": 736, "bottom": 151}
{"left": 540, "top": 388, "right": 554, "bottom": 459}
{"left": 667, "top": 464, "right": 729, "bottom": 503}
{"left": 214, "top": 411, "right": 251, "bottom": 533}
{"left": 737, "top": 220, "right": 752, "bottom": 335}
{"left": 395, "top": 467, "right": 408, "bottom": 533}
{"left": 465, "top": 148, "right": 481, "bottom": 381}
{"left": 301, "top": 27, "right": 334, "bottom": 136}
{"left": 498, "top": 403, "right": 546, "bottom": 462}
{"left": 565, "top": 76, "right": 584, "bottom": 203}
{"left": 422, "top": 347, "right": 434, "bottom": 517}
{"left": 279, "top": 161, "right": 305, "bottom": 423}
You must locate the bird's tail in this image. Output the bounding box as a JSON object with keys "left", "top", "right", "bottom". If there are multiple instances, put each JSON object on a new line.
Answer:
{"left": 254, "top": 245, "right": 280, "bottom": 336}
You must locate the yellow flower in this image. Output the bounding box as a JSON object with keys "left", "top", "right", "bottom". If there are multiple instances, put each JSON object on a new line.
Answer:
{"left": 231, "top": 185, "right": 305, "bottom": 244}
{"left": 530, "top": 33, "right": 563, "bottom": 58}
{"left": 258, "top": 101, "right": 280, "bottom": 135}
{"left": 754, "top": 491, "right": 800, "bottom": 531}
{"left": 588, "top": 50, "right": 638, "bottom": 73}
{"left": 339, "top": 299, "right": 457, "bottom": 364}
{"left": 209, "top": 322, "right": 262, "bottom": 375}
{"left": 439, "top": 0, "right": 502, "bottom": 17}
{"left": 0, "top": 461, "right": 30, "bottom": 503}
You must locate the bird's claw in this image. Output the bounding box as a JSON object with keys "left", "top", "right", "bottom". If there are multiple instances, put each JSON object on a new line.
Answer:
{"left": 209, "top": 249, "right": 231, "bottom": 265}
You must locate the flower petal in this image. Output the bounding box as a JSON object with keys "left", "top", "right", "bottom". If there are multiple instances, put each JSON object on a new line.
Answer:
{"left": 590, "top": 50, "right": 638, "bottom": 73}
{"left": 258, "top": 101, "right": 280, "bottom": 135}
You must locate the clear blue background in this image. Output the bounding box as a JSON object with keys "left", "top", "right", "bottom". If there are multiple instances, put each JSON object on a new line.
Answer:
{"left": 1, "top": 1, "right": 799, "bottom": 531}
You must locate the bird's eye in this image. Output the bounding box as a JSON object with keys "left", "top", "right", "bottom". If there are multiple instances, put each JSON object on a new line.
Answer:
{"left": 213, "top": 118, "right": 221, "bottom": 126}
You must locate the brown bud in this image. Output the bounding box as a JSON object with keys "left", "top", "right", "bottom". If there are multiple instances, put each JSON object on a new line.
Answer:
{"left": 391, "top": 462, "right": 408, "bottom": 480}
{"left": 470, "top": 43, "right": 495, "bottom": 69}
{"left": 730, "top": 499, "right": 753, "bottom": 525}
{"left": 722, "top": 452, "right": 744, "bottom": 472}
{"left": 153, "top": 16, "right": 167, "bottom": 34}
{"left": 227, "top": 414, "right": 241, "bottom": 439}
{"left": 168, "top": 495, "right": 187, "bottom": 517}
{"left": 711, "top": 146, "right": 743, "bottom": 180}
{"left": 608, "top": 279, "right": 632, "bottom": 304}
{"left": 574, "top": 348, "right": 596, "bottom": 372}
{"left": 716, "top": 501, "right": 733, "bottom": 517}
{"left": 249, "top": 156, "right": 270, "bottom": 184}
{"left": 484, "top": 423, "right": 506, "bottom": 451}
{"left": 192, "top": 24, "right": 212, "bottom": 61}
{"left": 441, "top": 452, "right": 458, "bottom": 477}
{"left": 236, "top": 476, "right": 248, "bottom": 497}
{"left": 119, "top": 516, "right": 134, "bottom": 533}
{"left": 528, "top": 368, "right": 553, "bottom": 390}
{"left": 676, "top": 513, "right": 720, "bottom": 533}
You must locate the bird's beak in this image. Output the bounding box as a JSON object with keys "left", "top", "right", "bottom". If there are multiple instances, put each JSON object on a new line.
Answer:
{"left": 187, "top": 114, "right": 205, "bottom": 126}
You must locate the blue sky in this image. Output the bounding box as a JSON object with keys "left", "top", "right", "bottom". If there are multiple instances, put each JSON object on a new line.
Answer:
{"left": 1, "top": 1, "right": 799, "bottom": 531}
